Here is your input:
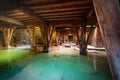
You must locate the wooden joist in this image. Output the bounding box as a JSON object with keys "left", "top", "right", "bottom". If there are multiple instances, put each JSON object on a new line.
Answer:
{"left": 47, "top": 18, "right": 82, "bottom": 21}
{"left": 80, "top": 20, "right": 87, "bottom": 55}
{"left": 13, "top": 0, "right": 47, "bottom": 24}
{"left": 22, "top": 0, "right": 91, "bottom": 6}
{"left": 7, "top": 12, "right": 25, "bottom": 17}
{"left": 39, "top": 11, "right": 86, "bottom": 16}
{"left": 2, "top": 28, "right": 14, "bottom": 47}
{"left": 49, "top": 20, "right": 81, "bottom": 26}
{"left": 29, "top": 1, "right": 91, "bottom": 9}
{"left": 0, "top": 15, "right": 24, "bottom": 26}
{"left": 74, "top": 26, "right": 81, "bottom": 51}
{"left": 34, "top": 7, "right": 89, "bottom": 13}
{"left": 43, "top": 15, "right": 83, "bottom": 18}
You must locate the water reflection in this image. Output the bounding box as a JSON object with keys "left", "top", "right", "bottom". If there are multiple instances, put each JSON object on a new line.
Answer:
{"left": 7, "top": 49, "right": 14, "bottom": 68}
{"left": 0, "top": 49, "right": 112, "bottom": 80}
{"left": 88, "top": 51, "right": 111, "bottom": 78}
{"left": 93, "top": 54, "right": 97, "bottom": 73}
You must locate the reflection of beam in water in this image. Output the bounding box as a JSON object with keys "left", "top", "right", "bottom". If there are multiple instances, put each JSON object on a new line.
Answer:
{"left": 93, "top": 54, "right": 97, "bottom": 73}
{"left": 7, "top": 49, "right": 14, "bottom": 68}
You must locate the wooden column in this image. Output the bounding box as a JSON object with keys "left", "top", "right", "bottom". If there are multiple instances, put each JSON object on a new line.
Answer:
{"left": 93, "top": 0, "right": 120, "bottom": 79}
{"left": 74, "top": 26, "right": 81, "bottom": 53}
{"left": 0, "top": 30, "right": 5, "bottom": 47}
{"left": 84, "top": 25, "right": 94, "bottom": 50}
{"left": 51, "top": 29, "right": 57, "bottom": 45}
{"left": 39, "top": 25, "right": 46, "bottom": 46}
{"left": 27, "top": 27, "right": 35, "bottom": 50}
{"left": 32, "top": 27, "right": 35, "bottom": 49}
{"left": 48, "top": 26, "right": 54, "bottom": 47}
{"left": 80, "top": 23, "right": 94, "bottom": 55}
{"left": 3, "top": 28, "right": 7, "bottom": 47}
{"left": 27, "top": 27, "right": 32, "bottom": 43}
{"left": 7, "top": 28, "right": 14, "bottom": 47}
{"left": 40, "top": 23, "right": 50, "bottom": 52}
{"left": 43, "top": 25, "right": 49, "bottom": 52}
{"left": 3, "top": 28, "right": 14, "bottom": 48}
{"left": 80, "top": 21, "right": 87, "bottom": 55}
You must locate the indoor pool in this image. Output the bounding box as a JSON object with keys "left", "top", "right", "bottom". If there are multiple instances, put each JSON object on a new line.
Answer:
{"left": 0, "top": 49, "right": 112, "bottom": 80}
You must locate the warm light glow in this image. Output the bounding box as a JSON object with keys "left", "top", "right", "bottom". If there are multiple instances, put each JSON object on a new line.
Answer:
{"left": 65, "top": 28, "right": 71, "bottom": 30}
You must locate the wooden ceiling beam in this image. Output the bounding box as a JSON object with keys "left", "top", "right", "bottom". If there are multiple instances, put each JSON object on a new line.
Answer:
{"left": 13, "top": 15, "right": 32, "bottom": 18}
{"left": 45, "top": 16, "right": 82, "bottom": 20}
{"left": 86, "top": 6, "right": 97, "bottom": 25}
{"left": 41, "top": 14, "right": 84, "bottom": 17}
{"left": 17, "top": 18, "right": 35, "bottom": 20}
{"left": 39, "top": 11, "right": 86, "bottom": 16}
{"left": 29, "top": 1, "right": 91, "bottom": 9}
{"left": 22, "top": 0, "right": 91, "bottom": 5}
{"left": 5, "top": 0, "right": 48, "bottom": 24}
{"left": 56, "top": 26, "right": 91, "bottom": 32}
{"left": 33, "top": 4, "right": 90, "bottom": 13}
{"left": 7, "top": 12, "right": 26, "bottom": 17}
{"left": 47, "top": 18, "right": 82, "bottom": 21}
{"left": 49, "top": 20, "right": 81, "bottom": 26}
{"left": 87, "top": 8, "right": 94, "bottom": 18}
{"left": 44, "top": 14, "right": 84, "bottom": 18}
{"left": 0, "top": 21, "right": 21, "bottom": 27}
{"left": 44, "top": 15, "right": 83, "bottom": 19}
{"left": 3, "top": 10, "right": 22, "bottom": 15}
{"left": 34, "top": 7, "right": 89, "bottom": 13}
{"left": 55, "top": 24, "right": 74, "bottom": 27}
{"left": 87, "top": 16, "right": 97, "bottom": 25}
{"left": 0, "top": 15, "right": 24, "bottom": 26}
{"left": 35, "top": 9, "right": 88, "bottom": 14}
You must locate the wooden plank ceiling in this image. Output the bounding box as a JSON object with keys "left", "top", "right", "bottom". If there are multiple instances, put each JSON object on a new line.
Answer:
{"left": 0, "top": 0, "right": 96, "bottom": 32}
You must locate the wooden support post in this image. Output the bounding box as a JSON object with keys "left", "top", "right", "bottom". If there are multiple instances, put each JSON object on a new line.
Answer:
{"left": 27, "top": 27, "right": 35, "bottom": 50}
{"left": 43, "top": 25, "right": 49, "bottom": 52}
{"left": 38, "top": 23, "right": 50, "bottom": 52}
{"left": 80, "top": 21, "right": 87, "bottom": 55}
{"left": 0, "top": 15, "right": 24, "bottom": 26}
{"left": 48, "top": 26, "right": 55, "bottom": 46}
{"left": 39, "top": 26, "right": 45, "bottom": 44}
{"left": 80, "top": 25, "right": 94, "bottom": 55}
{"left": 9, "top": 29, "right": 14, "bottom": 42}
{"left": 74, "top": 26, "right": 81, "bottom": 54}
{"left": 84, "top": 25, "right": 94, "bottom": 50}
{"left": 43, "top": 26, "right": 54, "bottom": 52}
{"left": 51, "top": 30, "right": 57, "bottom": 46}
{"left": 63, "top": 33, "right": 65, "bottom": 43}
{"left": 38, "top": 25, "right": 46, "bottom": 46}
{"left": 3, "top": 28, "right": 7, "bottom": 47}
{"left": 2, "top": 28, "right": 14, "bottom": 48}
{"left": 7, "top": 28, "right": 10, "bottom": 47}
{"left": 93, "top": 0, "right": 120, "bottom": 79}
{"left": 27, "top": 27, "right": 33, "bottom": 43}
{"left": 31, "top": 27, "right": 35, "bottom": 50}
{"left": 0, "top": 30, "right": 5, "bottom": 47}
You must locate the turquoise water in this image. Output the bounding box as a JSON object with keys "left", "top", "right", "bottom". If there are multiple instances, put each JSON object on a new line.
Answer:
{"left": 0, "top": 49, "right": 112, "bottom": 80}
